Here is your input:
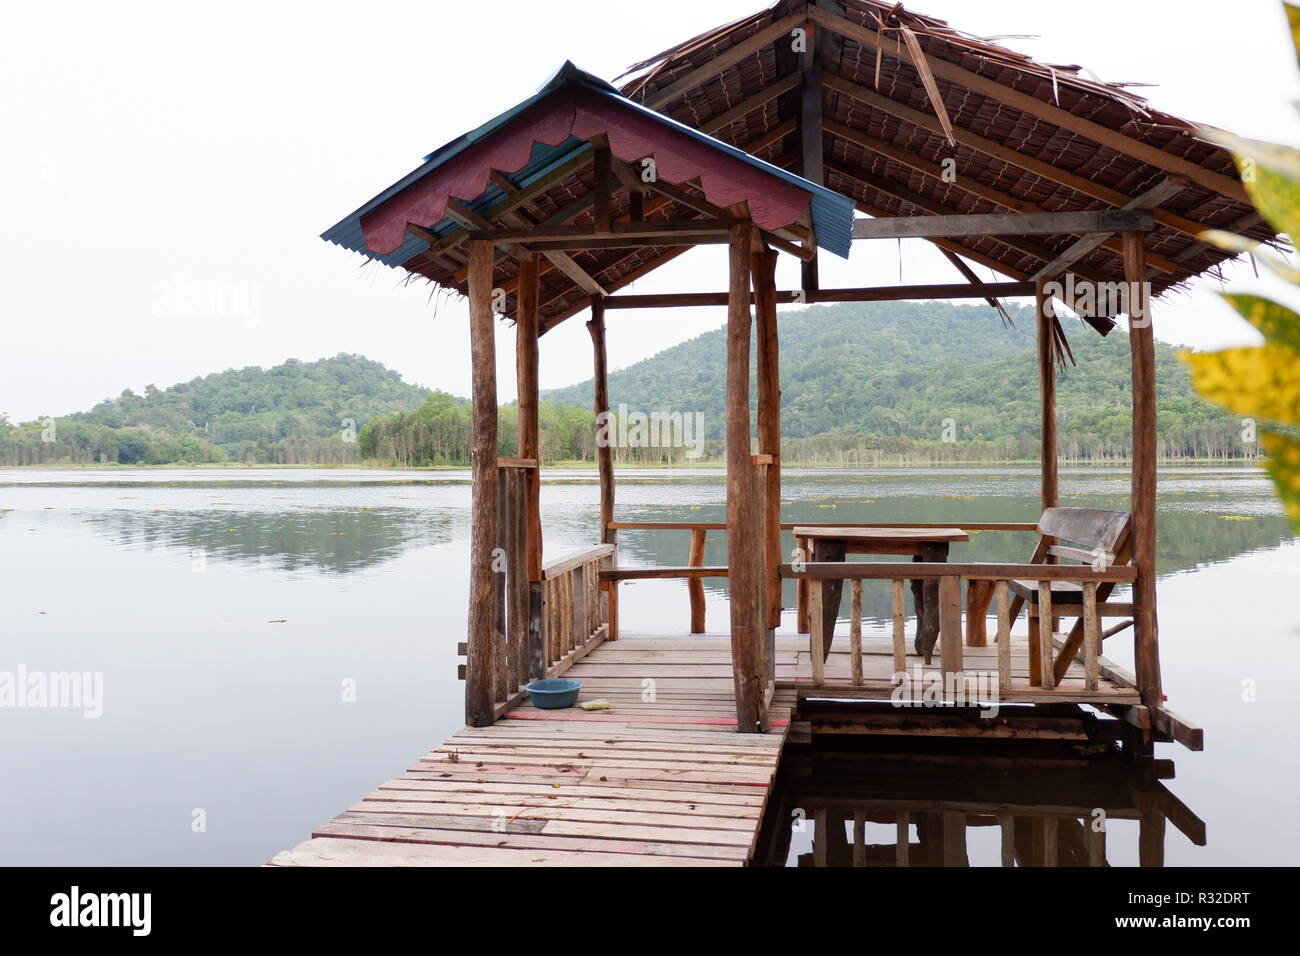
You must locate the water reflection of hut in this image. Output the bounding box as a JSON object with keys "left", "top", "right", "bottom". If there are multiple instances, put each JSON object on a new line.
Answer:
{"left": 756, "top": 740, "right": 1206, "bottom": 867}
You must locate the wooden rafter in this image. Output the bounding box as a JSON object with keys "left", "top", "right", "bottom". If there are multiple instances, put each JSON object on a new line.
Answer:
{"left": 643, "top": 11, "right": 809, "bottom": 110}
{"left": 444, "top": 197, "right": 607, "bottom": 299}
{"left": 821, "top": 71, "right": 1219, "bottom": 244}
{"left": 411, "top": 148, "right": 596, "bottom": 258}
{"left": 807, "top": 4, "right": 1248, "bottom": 203}
{"left": 823, "top": 116, "right": 1181, "bottom": 274}
{"left": 539, "top": 246, "right": 695, "bottom": 332}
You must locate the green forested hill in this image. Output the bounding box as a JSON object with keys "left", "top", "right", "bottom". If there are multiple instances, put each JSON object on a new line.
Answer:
{"left": 0, "top": 354, "right": 433, "bottom": 466}
{"left": 72, "top": 354, "right": 429, "bottom": 452}
{"left": 544, "top": 300, "right": 1247, "bottom": 461}
{"left": 0, "top": 303, "right": 1253, "bottom": 468}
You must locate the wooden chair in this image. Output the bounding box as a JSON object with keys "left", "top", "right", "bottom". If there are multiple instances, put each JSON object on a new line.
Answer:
{"left": 968, "top": 507, "right": 1133, "bottom": 686}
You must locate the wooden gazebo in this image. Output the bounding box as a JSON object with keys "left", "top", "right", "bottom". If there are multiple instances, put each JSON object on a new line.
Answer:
{"left": 322, "top": 2, "right": 1272, "bottom": 750}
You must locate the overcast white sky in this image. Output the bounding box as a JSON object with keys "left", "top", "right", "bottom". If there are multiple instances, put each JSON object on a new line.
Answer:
{"left": 2, "top": 0, "right": 1297, "bottom": 422}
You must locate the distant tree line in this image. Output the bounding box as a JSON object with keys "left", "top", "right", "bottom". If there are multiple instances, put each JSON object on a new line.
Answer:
{"left": 0, "top": 418, "right": 228, "bottom": 466}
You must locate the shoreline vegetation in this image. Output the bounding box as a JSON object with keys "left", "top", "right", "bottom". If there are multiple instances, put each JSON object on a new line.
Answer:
{"left": 1, "top": 300, "right": 1265, "bottom": 469}
{"left": 0, "top": 455, "right": 1265, "bottom": 471}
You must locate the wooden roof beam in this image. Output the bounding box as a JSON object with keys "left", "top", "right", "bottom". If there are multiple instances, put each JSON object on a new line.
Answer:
{"left": 1032, "top": 177, "right": 1188, "bottom": 281}
{"left": 601, "top": 281, "right": 1036, "bottom": 308}
{"left": 821, "top": 72, "right": 1218, "bottom": 244}
{"left": 808, "top": 4, "right": 1249, "bottom": 204}
{"left": 829, "top": 161, "right": 1118, "bottom": 287}
{"left": 798, "top": 13, "right": 826, "bottom": 289}
{"left": 467, "top": 220, "right": 747, "bottom": 243}
{"left": 851, "top": 209, "right": 1154, "bottom": 240}
{"left": 697, "top": 72, "right": 802, "bottom": 135}
{"left": 849, "top": 194, "right": 1117, "bottom": 331}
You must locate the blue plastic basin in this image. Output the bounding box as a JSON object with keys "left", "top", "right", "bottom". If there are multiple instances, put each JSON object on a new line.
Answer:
{"left": 523, "top": 678, "right": 582, "bottom": 709}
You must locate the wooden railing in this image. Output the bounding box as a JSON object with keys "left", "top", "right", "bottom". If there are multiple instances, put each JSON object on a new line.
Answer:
{"left": 779, "top": 562, "right": 1138, "bottom": 695}
{"left": 541, "top": 544, "right": 615, "bottom": 677}
{"left": 461, "top": 458, "right": 615, "bottom": 720}
{"left": 604, "top": 521, "right": 1039, "bottom": 634}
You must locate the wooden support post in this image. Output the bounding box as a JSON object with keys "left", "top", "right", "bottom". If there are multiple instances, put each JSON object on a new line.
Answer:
{"left": 810, "top": 580, "right": 825, "bottom": 686}
{"left": 1043, "top": 817, "right": 1059, "bottom": 868}
{"left": 506, "top": 468, "right": 527, "bottom": 689}
{"left": 892, "top": 578, "right": 906, "bottom": 677}
{"left": 942, "top": 812, "right": 969, "bottom": 867}
{"left": 1087, "top": 818, "right": 1106, "bottom": 867}
{"left": 1139, "top": 811, "right": 1166, "bottom": 867}
{"left": 896, "top": 812, "right": 910, "bottom": 867}
{"left": 1083, "top": 580, "right": 1100, "bottom": 691}
{"left": 493, "top": 470, "right": 508, "bottom": 703}
{"left": 1037, "top": 581, "right": 1055, "bottom": 690}
{"left": 799, "top": 20, "right": 821, "bottom": 293}
{"left": 1036, "top": 277, "right": 1058, "bottom": 511}
{"left": 688, "top": 528, "right": 707, "bottom": 633}
{"left": 849, "top": 579, "right": 863, "bottom": 686}
{"left": 796, "top": 534, "right": 811, "bottom": 634}
{"left": 752, "top": 459, "right": 772, "bottom": 686}
{"left": 998, "top": 815, "right": 1015, "bottom": 868}
{"left": 726, "top": 225, "right": 767, "bottom": 732}
{"left": 939, "top": 574, "right": 962, "bottom": 679}
{"left": 465, "top": 239, "right": 498, "bottom": 727}
{"left": 753, "top": 247, "right": 782, "bottom": 629}
{"left": 587, "top": 297, "right": 615, "bottom": 547}
{"left": 995, "top": 581, "right": 1011, "bottom": 694}
{"left": 517, "top": 255, "right": 542, "bottom": 576}
{"left": 1125, "top": 231, "right": 1163, "bottom": 712}
{"left": 516, "top": 255, "right": 544, "bottom": 680}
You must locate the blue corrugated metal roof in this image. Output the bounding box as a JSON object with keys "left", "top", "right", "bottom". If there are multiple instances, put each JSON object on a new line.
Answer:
{"left": 321, "top": 62, "right": 856, "bottom": 268}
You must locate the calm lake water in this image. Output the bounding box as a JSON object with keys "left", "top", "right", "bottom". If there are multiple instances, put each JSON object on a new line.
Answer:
{"left": 1, "top": 464, "right": 1295, "bottom": 865}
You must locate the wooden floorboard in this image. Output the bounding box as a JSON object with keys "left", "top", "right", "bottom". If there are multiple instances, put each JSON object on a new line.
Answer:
{"left": 269, "top": 636, "right": 795, "bottom": 867}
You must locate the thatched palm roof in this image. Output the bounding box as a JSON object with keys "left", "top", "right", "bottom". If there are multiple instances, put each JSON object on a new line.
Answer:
{"left": 327, "top": 0, "right": 1274, "bottom": 331}
{"left": 620, "top": 0, "right": 1272, "bottom": 305}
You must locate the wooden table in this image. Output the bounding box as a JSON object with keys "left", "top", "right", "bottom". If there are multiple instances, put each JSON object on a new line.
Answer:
{"left": 793, "top": 527, "right": 970, "bottom": 662}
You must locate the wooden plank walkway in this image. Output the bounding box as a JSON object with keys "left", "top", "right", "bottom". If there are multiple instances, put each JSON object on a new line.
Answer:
{"left": 270, "top": 636, "right": 800, "bottom": 867}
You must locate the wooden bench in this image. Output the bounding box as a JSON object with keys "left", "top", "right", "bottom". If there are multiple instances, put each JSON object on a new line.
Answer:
{"left": 967, "top": 507, "right": 1134, "bottom": 686}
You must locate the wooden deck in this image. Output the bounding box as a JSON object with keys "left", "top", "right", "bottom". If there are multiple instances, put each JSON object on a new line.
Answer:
{"left": 270, "top": 636, "right": 800, "bottom": 867}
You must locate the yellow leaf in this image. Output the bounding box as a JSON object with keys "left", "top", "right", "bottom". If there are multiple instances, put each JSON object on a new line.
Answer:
{"left": 1244, "top": 150, "right": 1300, "bottom": 243}
{"left": 1181, "top": 344, "right": 1300, "bottom": 426}
{"left": 1221, "top": 293, "right": 1300, "bottom": 353}
{"left": 1263, "top": 430, "right": 1300, "bottom": 531}
{"left": 1287, "top": 2, "right": 1300, "bottom": 68}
